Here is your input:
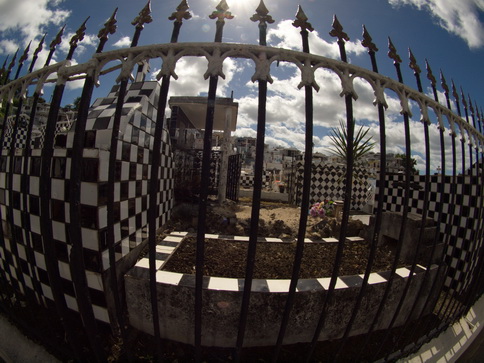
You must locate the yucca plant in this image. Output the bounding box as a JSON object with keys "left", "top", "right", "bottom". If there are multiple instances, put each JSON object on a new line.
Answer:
{"left": 328, "top": 119, "right": 375, "bottom": 165}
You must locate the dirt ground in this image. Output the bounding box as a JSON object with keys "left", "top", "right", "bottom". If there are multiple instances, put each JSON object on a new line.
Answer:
{"left": 161, "top": 199, "right": 403, "bottom": 278}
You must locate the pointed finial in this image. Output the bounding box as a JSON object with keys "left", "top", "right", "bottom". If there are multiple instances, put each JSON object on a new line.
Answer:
{"left": 250, "top": 0, "right": 274, "bottom": 26}
{"left": 209, "top": 0, "right": 234, "bottom": 23}
{"left": 7, "top": 49, "right": 18, "bottom": 71}
{"left": 361, "top": 25, "right": 378, "bottom": 52}
{"left": 440, "top": 70, "right": 449, "bottom": 95}
{"left": 70, "top": 17, "right": 90, "bottom": 49}
{"left": 292, "top": 6, "right": 314, "bottom": 32}
{"left": 408, "top": 48, "right": 420, "bottom": 74}
{"left": 451, "top": 80, "right": 459, "bottom": 101}
{"left": 98, "top": 8, "right": 118, "bottom": 40}
{"left": 169, "top": 0, "right": 192, "bottom": 22}
{"left": 132, "top": 0, "right": 153, "bottom": 29}
{"left": 387, "top": 37, "right": 402, "bottom": 64}
{"left": 50, "top": 25, "right": 66, "bottom": 51}
{"left": 33, "top": 34, "right": 46, "bottom": 59}
{"left": 425, "top": 59, "right": 436, "bottom": 87}
{"left": 329, "top": 15, "right": 349, "bottom": 42}
{"left": 460, "top": 87, "right": 468, "bottom": 109}
{"left": 19, "top": 41, "right": 31, "bottom": 64}
{"left": 468, "top": 96, "right": 474, "bottom": 114}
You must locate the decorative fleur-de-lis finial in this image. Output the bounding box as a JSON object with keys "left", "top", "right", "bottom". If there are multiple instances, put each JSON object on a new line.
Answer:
{"left": 408, "top": 48, "right": 420, "bottom": 74}
{"left": 451, "top": 80, "right": 459, "bottom": 101}
{"left": 468, "top": 96, "right": 474, "bottom": 114}
{"left": 387, "top": 37, "right": 402, "bottom": 64}
{"left": 329, "top": 15, "right": 349, "bottom": 42}
{"left": 361, "top": 25, "right": 378, "bottom": 52}
{"left": 19, "top": 41, "right": 31, "bottom": 64}
{"left": 132, "top": 0, "right": 153, "bottom": 29}
{"left": 7, "top": 49, "right": 18, "bottom": 72}
{"left": 250, "top": 0, "right": 274, "bottom": 26}
{"left": 69, "top": 17, "right": 90, "bottom": 49}
{"left": 292, "top": 6, "right": 314, "bottom": 32}
{"left": 169, "top": 0, "right": 192, "bottom": 23}
{"left": 209, "top": 0, "right": 234, "bottom": 23}
{"left": 440, "top": 70, "right": 449, "bottom": 95}
{"left": 33, "top": 34, "right": 46, "bottom": 58}
{"left": 98, "top": 8, "right": 118, "bottom": 40}
{"left": 50, "top": 25, "right": 66, "bottom": 51}
{"left": 425, "top": 59, "right": 436, "bottom": 86}
{"left": 460, "top": 87, "right": 468, "bottom": 109}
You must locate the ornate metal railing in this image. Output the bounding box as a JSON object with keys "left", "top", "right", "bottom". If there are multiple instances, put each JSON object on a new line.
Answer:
{"left": 0, "top": 0, "right": 482, "bottom": 361}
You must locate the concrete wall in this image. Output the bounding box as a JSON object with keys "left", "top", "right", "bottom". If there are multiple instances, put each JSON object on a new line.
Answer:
{"left": 125, "top": 232, "right": 443, "bottom": 347}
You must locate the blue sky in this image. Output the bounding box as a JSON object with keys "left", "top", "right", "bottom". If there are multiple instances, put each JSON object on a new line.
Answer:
{"left": 0, "top": 0, "right": 483, "bottom": 173}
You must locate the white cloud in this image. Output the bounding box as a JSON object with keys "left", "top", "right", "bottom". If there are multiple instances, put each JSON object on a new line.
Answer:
{"left": 389, "top": 0, "right": 484, "bottom": 48}
{"left": 112, "top": 36, "right": 132, "bottom": 48}
{"left": 0, "top": 0, "right": 70, "bottom": 51}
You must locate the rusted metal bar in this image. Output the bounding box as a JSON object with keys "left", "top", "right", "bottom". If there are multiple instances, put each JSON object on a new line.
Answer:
{"left": 235, "top": 1, "right": 273, "bottom": 360}
{"left": 195, "top": 1, "right": 233, "bottom": 360}
{"left": 335, "top": 25, "right": 388, "bottom": 360}
{"left": 308, "top": 15, "right": 356, "bottom": 362}
{"left": 147, "top": 1, "right": 190, "bottom": 359}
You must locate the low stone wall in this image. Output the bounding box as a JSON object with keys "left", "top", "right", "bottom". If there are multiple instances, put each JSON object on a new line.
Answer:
{"left": 125, "top": 232, "right": 443, "bottom": 347}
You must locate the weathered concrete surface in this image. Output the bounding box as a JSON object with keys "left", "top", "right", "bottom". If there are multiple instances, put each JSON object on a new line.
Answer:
{"left": 365, "top": 211, "right": 443, "bottom": 264}
{"left": 125, "top": 265, "right": 443, "bottom": 347}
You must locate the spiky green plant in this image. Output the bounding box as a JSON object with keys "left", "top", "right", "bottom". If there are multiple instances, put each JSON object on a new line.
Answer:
{"left": 328, "top": 119, "right": 375, "bottom": 165}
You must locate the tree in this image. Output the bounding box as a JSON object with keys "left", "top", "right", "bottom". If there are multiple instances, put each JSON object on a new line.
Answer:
{"left": 395, "top": 153, "right": 419, "bottom": 175}
{"left": 328, "top": 119, "right": 375, "bottom": 165}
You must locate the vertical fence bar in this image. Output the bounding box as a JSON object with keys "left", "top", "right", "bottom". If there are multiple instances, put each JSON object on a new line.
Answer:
{"left": 3, "top": 43, "right": 31, "bottom": 303}
{"left": 195, "top": 2, "right": 233, "bottom": 360}
{"left": 104, "top": 0, "right": 152, "bottom": 349}
{"left": 19, "top": 31, "right": 63, "bottom": 309}
{"left": 307, "top": 15, "right": 356, "bottom": 361}
{"left": 378, "top": 50, "right": 435, "bottom": 359}
{"left": 273, "top": 6, "right": 314, "bottom": 362}
{"left": 67, "top": 9, "right": 119, "bottom": 359}
{"left": 0, "top": 49, "right": 20, "bottom": 310}
{"left": 235, "top": 1, "right": 273, "bottom": 360}
{"left": 395, "top": 60, "right": 449, "bottom": 355}
{"left": 335, "top": 25, "right": 388, "bottom": 360}
{"left": 358, "top": 38, "right": 414, "bottom": 361}
{"left": 429, "top": 71, "right": 461, "bottom": 332}
{"left": 147, "top": 1, "right": 191, "bottom": 359}
{"left": 39, "top": 18, "right": 92, "bottom": 359}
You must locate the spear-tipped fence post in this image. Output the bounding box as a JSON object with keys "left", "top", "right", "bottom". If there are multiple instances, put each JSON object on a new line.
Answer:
{"left": 275, "top": 8, "right": 314, "bottom": 360}
{"left": 29, "top": 34, "right": 46, "bottom": 73}
{"left": 235, "top": 1, "right": 273, "bottom": 361}
{"left": 195, "top": 3, "right": 233, "bottom": 359}
{"left": 309, "top": 13, "right": 355, "bottom": 363}
{"left": 38, "top": 17, "right": 105, "bottom": 361}
{"left": 147, "top": 1, "right": 191, "bottom": 360}
{"left": 379, "top": 49, "right": 438, "bottom": 360}
{"left": 65, "top": 8, "right": 121, "bottom": 360}
{"left": 361, "top": 38, "right": 413, "bottom": 362}
{"left": 336, "top": 24, "right": 387, "bottom": 360}
{"left": 45, "top": 25, "right": 66, "bottom": 66}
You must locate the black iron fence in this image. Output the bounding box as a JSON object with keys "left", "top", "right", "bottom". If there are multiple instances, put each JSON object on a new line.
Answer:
{"left": 0, "top": 0, "right": 483, "bottom": 361}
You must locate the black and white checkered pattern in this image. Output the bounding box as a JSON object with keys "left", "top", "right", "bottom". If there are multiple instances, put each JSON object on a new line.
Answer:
{"left": 0, "top": 81, "right": 175, "bottom": 324}
{"left": 375, "top": 173, "right": 483, "bottom": 292}
{"left": 291, "top": 163, "right": 371, "bottom": 210}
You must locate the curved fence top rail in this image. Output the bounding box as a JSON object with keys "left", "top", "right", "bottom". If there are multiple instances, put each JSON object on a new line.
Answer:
{"left": 1, "top": 42, "right": 483, "bottom": 149}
